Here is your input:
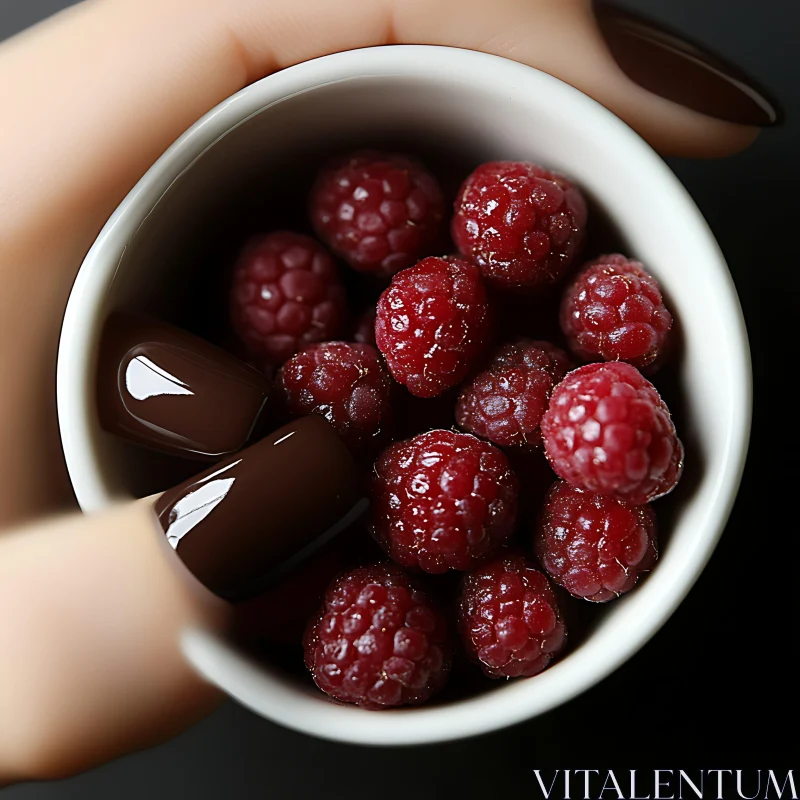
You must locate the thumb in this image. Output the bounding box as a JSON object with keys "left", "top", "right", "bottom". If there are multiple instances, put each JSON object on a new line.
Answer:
{"left": 0, "top": 501, "right": 226, "bottom": 784}
{"left": 0, "top": 415, "right": 363, "bottom": 783}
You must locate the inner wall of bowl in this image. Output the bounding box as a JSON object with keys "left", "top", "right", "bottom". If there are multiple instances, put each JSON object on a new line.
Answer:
{"left": 93, "top": 69, "right": 738, "bottom": 722}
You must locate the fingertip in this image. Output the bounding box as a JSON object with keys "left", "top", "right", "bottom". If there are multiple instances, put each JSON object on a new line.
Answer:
{"left": 669, "top": 122, "right": 760, "bottom": 160}
{"left": 632, "top": 108, "right": 761, "bottom": 159}
{"left": 565, "top": 37, "right": 764, "bottom": 159}
{"left": 585, "top": 0, "right": 775, "bottom": 157}
{"left": 720, "top": 123, "right": 761, "bottom": 156}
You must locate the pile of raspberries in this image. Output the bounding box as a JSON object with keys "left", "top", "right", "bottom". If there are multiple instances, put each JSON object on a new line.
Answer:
{"left": 228, "top": 151, "right": 683, "bottom": 709}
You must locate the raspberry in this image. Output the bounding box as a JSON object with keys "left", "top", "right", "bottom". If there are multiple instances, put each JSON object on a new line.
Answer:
{"left": 351, "top": 307, "right": 377, "bottom": 346}
{"left": 458, "top": 551, "right": 566, "bottom": 678}
{"left": 452, "top": 161, "right": 587, "bottom": 291}
{"left": 535, "top": 481, "right": 658, "bottom": 602}
{"left": 456, "top": 339, "right": 573, "bottom": 448}
{"left": 370, "top": 430, "right": 518, "bottom": 574}
{"left": 303, "top": 564, "right": 452, "bottom": 708}
{"left": 375, "top": 256, "right": 491, "bottom": 398}
{"left": 230, "top": 232, "right": 347, "bottom": 366}
{"left": 276, "top": 342, "right": 392, "bottom": 454}
{"left": 310, "top": 151, "right": 445, "bottom": 278}
{"left": 560, "top": 254, "right": 673, "bottom": 368}
{"left": 541, "top": 362, "right": 683, "bottom": 504}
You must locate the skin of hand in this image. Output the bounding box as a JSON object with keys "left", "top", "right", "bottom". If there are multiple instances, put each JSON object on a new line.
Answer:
{"left": 0, "top": 501, "right": 231, "bottom": 784}
{"left": 0, "top": 0, "right": 760, "bottom": 783}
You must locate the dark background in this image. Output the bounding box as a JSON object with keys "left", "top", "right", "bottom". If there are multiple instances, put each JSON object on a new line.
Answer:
{"left": 1, "top": 1, "right": 796, "bottom": 797}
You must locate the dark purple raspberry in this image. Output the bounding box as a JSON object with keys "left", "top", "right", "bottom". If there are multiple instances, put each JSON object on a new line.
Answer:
{"left": 310, "top": 151, "right": 445, "bottom": 278}
{"left": 351, "top": 307, "right": 377, "bottom": 346}
{"left": 458, "top": 551, "right": 566, "bottom": 678}
{"left": 370, "top": 430, "right": 518, "bottom": 574}
{"left": 560, "top": 254, "right": 673, "bottom": 368}
{"left": 303, "top": 564, "right": 452, "bottom": 708}
{"left": 276, "top": 342, "right": 392, "bottom": 454}
{"left": 375, "top": 256, "right": 492, "bottom": 398}
{"left": 507, "top": 448, "right": 559, "bottom": 525}
{"left": 452, "top": 161, "right": 587, "bottom": 291}
{"left": 541, "top": 362, "right": 683, "bottom": 504}
{"left": 456, "top": 339, "right": 573, "bottom": 448}
{"left": 233, "top": 544, "right": 348, "bottom": 646}
{"left": 394, "top": 386, "right": 459, "bottom": 440}
{"left": 535, "top": 481, "right": 658, "bottom": 602}
{"left": 230, "top": 231, "right": 347, "bottom": 366}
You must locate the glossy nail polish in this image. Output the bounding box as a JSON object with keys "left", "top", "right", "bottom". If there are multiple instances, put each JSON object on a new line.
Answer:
{"left": 595, "top": 2, "right": 782, "bottom": 126}
{"left": 154, "top": 415, "right": 366, "bottom": 602}
{"left": 98, "top": 313, "right": 270, "bottom": 460}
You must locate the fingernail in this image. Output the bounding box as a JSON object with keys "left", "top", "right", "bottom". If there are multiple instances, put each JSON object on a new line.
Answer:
{"left": 154, "top": 415, "right": 366, "bottom": 602}
{"left": 595, "top": 1, "right": 782, "bottom": 126}
{"left": 97, "top": 313, "right": 270, "bottom": 460}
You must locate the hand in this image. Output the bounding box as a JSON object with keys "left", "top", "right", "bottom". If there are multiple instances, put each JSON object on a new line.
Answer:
{"left": 0, "top": 0, "right": 775, "bottom": 783}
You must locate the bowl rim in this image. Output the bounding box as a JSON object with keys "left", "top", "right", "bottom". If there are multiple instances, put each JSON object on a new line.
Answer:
{"left": 56, "top": 44, "right": 752, "bottom": 745}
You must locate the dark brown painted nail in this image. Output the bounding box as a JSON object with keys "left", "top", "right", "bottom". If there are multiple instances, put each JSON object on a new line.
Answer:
{"left": 595, "top": 2, "right": 782, "bottom": 126}
{"left": 154, "top": 415, "right": 366, "bottom": 602}
{"left": 98, "top": 313, "right": 270, "bottom": 460}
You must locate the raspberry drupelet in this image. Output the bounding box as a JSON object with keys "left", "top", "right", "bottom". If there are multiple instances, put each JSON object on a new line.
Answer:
{"left": 370, "top": 430, "right": 519, "bottom": 574}
{"left": 456, "top": 338, "right": 573, "bottom": 448}
{"left": 560, "top": 254, "right": 673, "bottom": 369}
{"left": 310, "top": 151, "right": 445, "bottom": 278}
{"left": 230, "top": 231, "right": 347, "bottom": 366}
{"left": 452, "top": 161, "right": 587, "bottom": 292}
{"left": 458, "top": 551, "right": 566, "bottom": 678}
{"left": 375, "top": 256, "right": 492, "bottom": 398}
{"left": 276, "top": 342, "right": 392, "bottom": 454}
{"left": 535, "top": 481, "right": 658, "bottom": 602}
{"left": 541, "top": 362, "right": 683, "bottom": 504}
{"left": 303, "top": 564, "right": 452, "bottom": 708}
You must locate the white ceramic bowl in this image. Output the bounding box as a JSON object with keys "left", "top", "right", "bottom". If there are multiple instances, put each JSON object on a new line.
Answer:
{"left": 57, "top": 45, "right": 751, "bottom": 745}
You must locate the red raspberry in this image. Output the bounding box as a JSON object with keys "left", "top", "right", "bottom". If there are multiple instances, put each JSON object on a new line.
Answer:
{"left": 303, "top": 564, "right": 452, "bottom": 708}
{"left": 370, "top": 430, "right": 518, "bottom": 574}
{"left": 351, "top": 307, "right": 377, "bottom": 346}
{"left": 230, "top": 232, "right": 347, "bottom": 366}
{"left": 535, "top": 481, "right": 658, "bottom": 602}
{"left": 458, "top": 551, "right": 566, "bottom": 678}
{"left": 310, "top": 151, "right": 445, "bottom": 278}
{"left": 276, "top": 342, "right": 392, "bottom": 454}
{"left": 560, "top": 254, "right": 673, "bottom": 368}
{"left": 375, "top": 256, "right": 491, "bottom": 398}
{"left": 452, "top": 161, "right": 587, "bottom": 291}
{"left": 541, "top": 362, "right": 683, "bottom": 504}
{"left": 456, "top": 339, "right": 573, "bottom": 448}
